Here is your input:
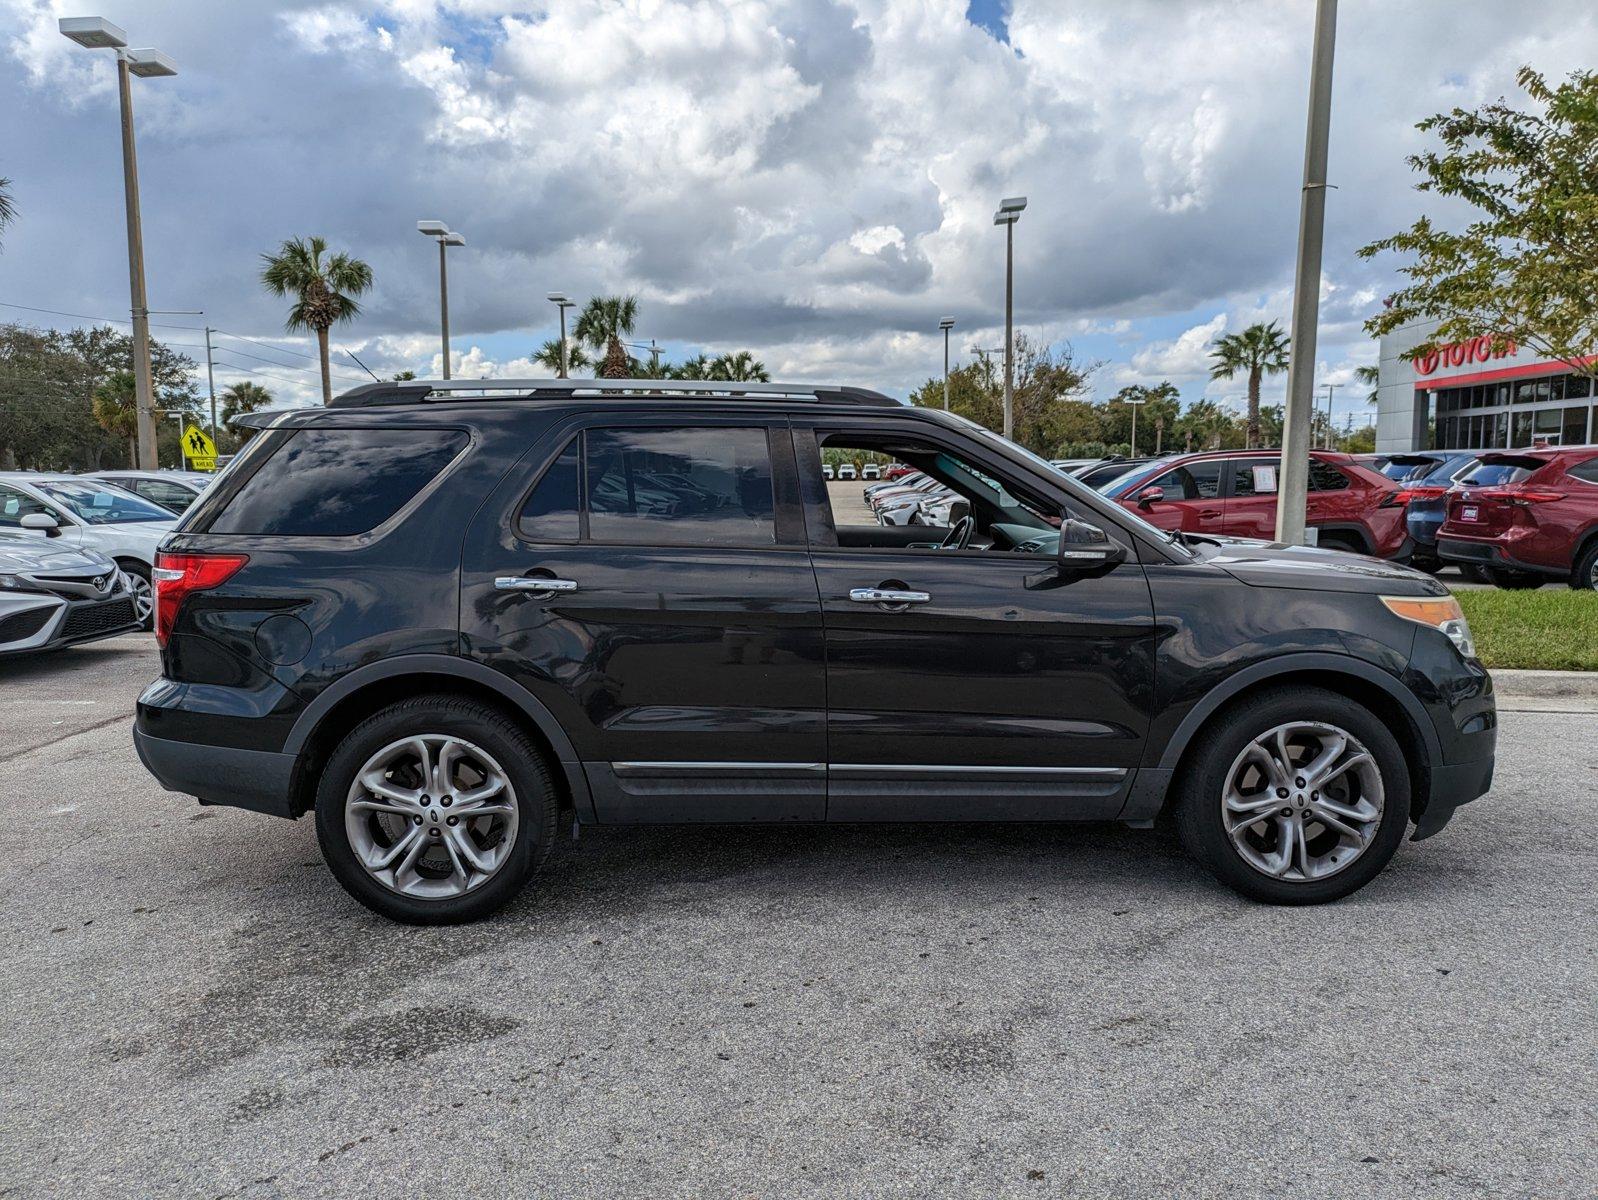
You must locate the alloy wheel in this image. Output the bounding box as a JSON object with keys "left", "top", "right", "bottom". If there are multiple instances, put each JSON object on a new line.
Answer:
{"left": 126, "top": 572, "right": 153, "bottom": 625}
{"left": 1220, "top": 721, "right": 1384, "bottom": 882}
{"left": 344, "top": 734, "right": 520, "bottom": 900}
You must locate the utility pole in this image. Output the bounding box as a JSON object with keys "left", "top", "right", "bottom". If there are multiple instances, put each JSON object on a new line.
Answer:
{"left": 1276, "top": 0, "right": 1337, "bottom": 546}
{"left": 1320, "top": 382, "right": 1340, "bottom": 449}
{"left": 939, "top": 317, "right": 955, "bottom": 410}
{"left": 204, "top": 326, "right": 217, "bottom": 441}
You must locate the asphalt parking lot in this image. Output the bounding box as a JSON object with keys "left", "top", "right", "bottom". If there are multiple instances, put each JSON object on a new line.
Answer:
{"left": 1, "top": 637, "right": 1594, "bottom": 1198}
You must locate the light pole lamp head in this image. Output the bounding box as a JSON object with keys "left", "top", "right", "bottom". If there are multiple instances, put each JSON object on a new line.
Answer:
{"left": 442, "top": 232, "right": 465, "bottom": 247}
{"left": 939, "top": 318, "right": 955, "bottom": 331}
{"left": 59, "top": 16, "right": 128, "bottom": 49}
{"left": 416, "top": 220, "right": 448, "bottom": 236}
{"left": 125, "top": 48, "right": 177, "bottom": 77}
{"left": 547, "top": 292, "right": 572, "bottom": 308}
{"left": 998, "top": 196, "right": 1028, "bottom": 214}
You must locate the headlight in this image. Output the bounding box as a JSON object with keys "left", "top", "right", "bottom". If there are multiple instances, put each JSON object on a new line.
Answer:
{"left": 1381, "top": 595, "right": 1475, "bottom": 658}
{"left": 0, "top": 573, "right": 21, "bottom": 589}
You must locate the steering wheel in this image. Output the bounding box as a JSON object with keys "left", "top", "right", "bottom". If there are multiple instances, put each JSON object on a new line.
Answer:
{"left": 939, "top": 514, "right": 975, "bottom": 550}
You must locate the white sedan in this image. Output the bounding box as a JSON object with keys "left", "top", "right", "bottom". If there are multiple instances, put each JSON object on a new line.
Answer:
{"left": 0, "top": 474, "right": 178, "bottom": 629}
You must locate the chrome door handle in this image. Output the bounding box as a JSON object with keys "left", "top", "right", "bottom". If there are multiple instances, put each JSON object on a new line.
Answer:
{"left": 495, "top": 576, "right": 579, "bottom": 593}
{"left": 849, "top": 587, "right": 930, "bottom": 605}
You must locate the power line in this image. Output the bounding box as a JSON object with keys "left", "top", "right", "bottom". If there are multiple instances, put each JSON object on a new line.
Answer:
{"left": 0, "top": 299, "right": 203, "bottom": 332}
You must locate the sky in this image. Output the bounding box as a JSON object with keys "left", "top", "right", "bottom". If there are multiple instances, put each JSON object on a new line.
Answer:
{"left": 1, "top": 0, "right": 1594, "bottom": 423}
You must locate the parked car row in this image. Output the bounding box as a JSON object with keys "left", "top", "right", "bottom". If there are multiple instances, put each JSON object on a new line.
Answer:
{"left": 0, "top": 470, "right": 218, "bottom": 649}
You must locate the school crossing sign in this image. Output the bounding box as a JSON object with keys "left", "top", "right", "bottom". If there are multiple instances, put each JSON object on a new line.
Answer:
{"left": 182, "top": 424, "right": 218, "bottom": 472}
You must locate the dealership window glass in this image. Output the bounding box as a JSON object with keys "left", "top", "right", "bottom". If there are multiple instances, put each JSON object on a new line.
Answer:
{"left": 1568, "top": 375, "right": 1593, "bottom": 399}
{"left": 1551, "top": 376, "right": 1566, "bottom": 402}
{"left": 209, "top": 428, "right": 467, "bottom": 536}
{"left": 1513, "top": 412, "right": 1532, "bottom": 446}
{"left": 1563, "top": 406, "right": 1589, "bottom": 446}
{"left": 517, "top": 438, "right": 580, "bottom": 542}
{"left": 1308, "top": 462, "right": 1349, "bottom": 492}
{"left": 584, "top": 426, "right": 775, "bottom": 546}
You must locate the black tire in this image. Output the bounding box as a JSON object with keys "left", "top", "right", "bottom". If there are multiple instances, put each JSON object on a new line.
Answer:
{"left": 1409, "top": 555, "right": 1441, "bottom": 575}
{"left": 314, "top": 695, "right": 558, "bottom": 924}
{"left": 1175, "top": 686, "right": 1411, "bottom": 905}
{"left": 1484, "top": 566, "right": 1543, "bottom": 590}
{"left": 1456, "top": 563, "right": 1489, "bottom": 584}
{"left": 1570, "top": 540, "right": 1598, "bottom": 591}
{"left": 117, "top": 559, "right": 154, "bottom": 631}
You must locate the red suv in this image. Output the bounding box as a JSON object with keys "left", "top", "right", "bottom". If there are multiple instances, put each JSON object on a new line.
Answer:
{"left": 1099, "top": 449, "right": 1410, "bottom": 558}
{"left": 1436, "top": 446, "right": 1598, "bottom": 589}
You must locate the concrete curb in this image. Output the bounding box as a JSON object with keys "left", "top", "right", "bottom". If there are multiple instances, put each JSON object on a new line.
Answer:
{"left": 1491, "top": 668, "right": 1598, "bottom": 712}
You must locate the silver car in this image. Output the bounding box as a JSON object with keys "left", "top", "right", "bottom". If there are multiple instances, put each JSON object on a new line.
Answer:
{"left": 0, "top": 536, "right": 141, "bottom": 657}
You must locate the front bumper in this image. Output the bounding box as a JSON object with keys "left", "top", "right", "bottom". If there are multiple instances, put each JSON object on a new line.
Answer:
{"left": 0, "top": 593, "right": 140, "bottom": 657}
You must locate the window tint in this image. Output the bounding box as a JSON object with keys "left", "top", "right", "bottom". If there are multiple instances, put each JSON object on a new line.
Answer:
{"left": 1229, "top": 459, "right": 1279, "bottom": 497}
{"left": 1460, "top": 462, "right": 1531, "bottom": 487}
{"left": 1308, "top": 462, "right": 1349, "bottom": 491}
{"left": 584, "top": 426, "right": 775, "bottom": 546}
{"left": 136, "top": 479, "right": 198, "bottom": 511}
{"left": 210, "top": 428, "right": 466, "bottom": 536}
{"left": 518, "top": 438, "right": 580, "bottom": 541}
{"left": 0, "top": 484, "right": 53, "bottom": 527}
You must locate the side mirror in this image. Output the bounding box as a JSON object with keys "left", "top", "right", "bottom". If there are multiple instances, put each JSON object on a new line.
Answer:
{"left": 20, "top": 512, "right": 60, "bottom": 537}
{"left": 1057, "top": 518, "right": 1126, "bottom": 569}
{"left": 1135, "top": 485, "right": 1165, "bottom": 510}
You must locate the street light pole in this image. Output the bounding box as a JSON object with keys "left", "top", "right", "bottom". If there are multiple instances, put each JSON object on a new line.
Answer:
{"left": 547, "top": 293, "right": 574, "bottom": 378}
{"left": 204, "top": 326, "right": 217, "bottom": 441}
{"left": 993, "top": 197, "right": 1027, "bottom": 441}
{"left": 1276, "top": 0, "right": 1338, "bottom": 546}
{"left": 1126, "top": 397, "right": 1146, "bottom": 457}
{"left": 938, "top": 318, "right": 955, "bottom": 410}
{"left": 1319, "top": 382, "right": 1340, "bottom": 448}
{"left": 61, "top": 19, "right": 176, "bottom": 472}
{"left": 417, "top": 221, "right": 464, "bottom": 379}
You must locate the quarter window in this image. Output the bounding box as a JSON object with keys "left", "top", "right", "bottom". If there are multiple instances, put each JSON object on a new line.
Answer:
{"left": 208, "top": 428, "right": 466, "bottom": 536}
{"left": 518, "top": 438, "right": 580, "bottom": 542}
{"left": 1308, "top": 462, "right": 1349, "bottom": 491}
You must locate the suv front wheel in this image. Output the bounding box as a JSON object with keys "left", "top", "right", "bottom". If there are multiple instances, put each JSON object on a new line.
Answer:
{"left": 1175, "top": 687, "right": 1410, "bottom": 904}
{"left": 314, "top": 695, "right": 558, "bottom": 924}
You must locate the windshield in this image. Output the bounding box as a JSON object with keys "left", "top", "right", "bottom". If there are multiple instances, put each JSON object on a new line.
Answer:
{"left": 35, "top": 481, "right": 173, "bottom": 525}
{"left": 1460, "top": 462, "right": 1533, "bottom": 487}
{"left": 1097, "top": 460, "right": 1168, "bottom": 496}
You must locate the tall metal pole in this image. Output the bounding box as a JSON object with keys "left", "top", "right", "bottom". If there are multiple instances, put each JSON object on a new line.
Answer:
{"left": 204, "top": 326, "right": 217, "bottom": 441}
{"left": 1002, "top": 221, "right": 1015, "bottom": 440}
{"left": 1130, "top": 403, "right": 1140, "bottom": 458}
{"left": 438, "top": 239, "right": 451, "bottom": 380}
{"left": 1322, "top": 382, "right": 1339, "bottom": 448}
{"left": 116, "top": 53, "right": 157, "bottom": 471}
{"left": 1276, "top": 0, "right": 1338, "bottom": 545}
{"left": 558, "top": 306, "right": 569, "bottom": 378}
{"left": 943, "top": 327, "right": 950, "bottom": 410}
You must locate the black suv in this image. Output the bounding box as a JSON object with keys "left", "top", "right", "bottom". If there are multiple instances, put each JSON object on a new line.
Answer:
{"left": 135, "top": 379, "right": 1496, "bottom": 923}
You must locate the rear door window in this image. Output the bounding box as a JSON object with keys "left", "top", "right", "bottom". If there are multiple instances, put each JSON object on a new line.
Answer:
{"left": 1228, "top": 458, "right": 1279, "bottom": 497}
{"left": 209, "top": 427, "right": 466, "bottom": 536}
{"left": 585, "top": 427, "right": 775, "bottom": 546}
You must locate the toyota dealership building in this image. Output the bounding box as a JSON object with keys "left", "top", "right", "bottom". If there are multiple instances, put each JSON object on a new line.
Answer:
{"left": 1374, "top": 317, "right": 1596, "bottom": 453}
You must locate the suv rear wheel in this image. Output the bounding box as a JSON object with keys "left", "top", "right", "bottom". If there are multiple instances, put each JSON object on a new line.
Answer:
{"left": 314, "top": 695, "right": 558, "bottom": 924}
{"left": 1175, "top": 687, "right": 1410, "bottom": 904}
{"left": 1485, "top": 566, "right": 1542, "bottom": 589}
{"left": 1570, "top": 539, "right": 1598, "bottom": 591}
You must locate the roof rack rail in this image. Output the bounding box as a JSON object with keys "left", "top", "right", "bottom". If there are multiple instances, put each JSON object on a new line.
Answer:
{"left": 327, "top": 377, "right": 904, "bottom": 409}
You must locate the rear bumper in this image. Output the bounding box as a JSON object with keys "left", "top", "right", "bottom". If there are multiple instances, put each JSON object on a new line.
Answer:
{"left": 1436, "top": 537, "right": 1567, "bottom": 577}
{"left": 134, "top": 727, "right": 297, "bottom": 818}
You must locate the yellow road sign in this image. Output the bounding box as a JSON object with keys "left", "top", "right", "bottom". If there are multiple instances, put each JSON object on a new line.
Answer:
{"left": 182, "top": 424, "right": 218, "bottom": 472}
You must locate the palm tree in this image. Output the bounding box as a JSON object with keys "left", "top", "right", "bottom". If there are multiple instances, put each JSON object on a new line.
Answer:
{"left": 708, "top": 350, "right": 770, "bottom": 382}
{"left": 92, "top": 369, "right": 139, "bottom": 466}
{"left": 1209, "top": 321, "right": 1290, "bottom": 448}
{"left": 532, "top": 338, "right": 590, "bottom": 375}
{"left": 672, "top": 353, "right": 713, "bottom": 380}
{"left": 260, "top": 236, "right": 373, "bottom": 403}
{"left": 1176, "top": 398, "right": 1232, "bottom": 452}
{"left": 1355, "top": 364, "right": 1380, "bottom": 406}
{"left": 574, "top": 296, "right": 638, "bottom": 378}
{"left": 0, "top": 176, "right": 14, "bottom": 251}
{"left": 393, "top": 370, "right": 417, "bottom": 381}
{"left": 220, "top": 380, "right": 273, "bottom": 425}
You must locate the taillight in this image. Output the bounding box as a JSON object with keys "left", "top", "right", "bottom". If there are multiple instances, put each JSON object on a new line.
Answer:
{"left": 152, "top": 550, "right": 249, "bottom": 647}
{"left": 1473, "top": 489, "right": 1565, "bottom": 505}
{"left": 1390, "top": 485, "right": 1447, "bottom": 506}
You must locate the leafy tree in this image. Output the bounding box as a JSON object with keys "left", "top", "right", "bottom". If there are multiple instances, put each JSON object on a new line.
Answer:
{"left": 220, "top": 381, "right": 273, "bottom": 424}
{"left": 1174, "top": 399, "right": 1232, "bottom": 452}
{"left": 909, "top": 336, "right": 1098, "bottom": 455}
{"left": 91, "top": 370, "right": 139, "bottom": 466}
{"left": 532, "top": 339, "right": 589, "bottom": 375}
{"left": 393, "top": 369, "right": 417, "bottom": 381}
{"left": 260, "top": 236, "right": 373, "bottom": 403}
{"left": 1105, "top": 383, "right": 1181, "bottom": 455}
{"left": 708, "top": 351, "right": 770, "bottom": 382}
{"left": 1360, "top": 67, "right": 1598, "bottom": 375}
{"left": 574, "top": 296, "right": 639, "bottom": 379}
{"left": 0, "top": 175, "right": 14, "bottom": 251}
{"left": 1209, "top": 322, "right": 1290, "bottom": 449}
